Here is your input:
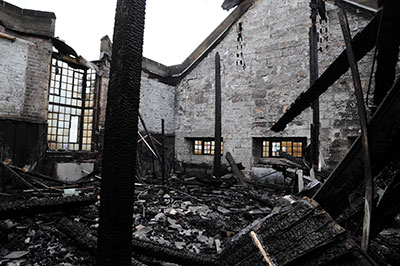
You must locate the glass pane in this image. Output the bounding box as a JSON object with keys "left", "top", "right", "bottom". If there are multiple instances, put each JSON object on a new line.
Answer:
{"left": 69, "top": 116, "right": 79, "bottom": 143}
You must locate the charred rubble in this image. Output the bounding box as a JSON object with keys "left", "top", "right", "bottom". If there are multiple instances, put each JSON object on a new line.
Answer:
{"left": 1, "top": 0, "right": 400, "bottom": 265}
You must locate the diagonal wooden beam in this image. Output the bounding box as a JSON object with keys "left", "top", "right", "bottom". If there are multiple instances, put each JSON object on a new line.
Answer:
{"left": 271, "top": 11, "right": 381, "bottom": 132}
{"left": 338, "top": 8, "right": 373, "bottom": 252}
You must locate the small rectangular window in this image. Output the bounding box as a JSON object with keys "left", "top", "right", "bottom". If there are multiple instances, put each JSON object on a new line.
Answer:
{"left": 193, "top": 138, "right": 223, "bottom": 155}
{"left": 194, "top": 140, "right": 203, "bottom": 155}
{"left": 204, "top": 141, "right": 212, "bottom": 154}
{"left": 272, "top": 142, "right": 281, "bottom": 157}
{"left": 261, "top": 138, "right": 306, "bottom": 158}
{"left": 262, "top": 141, "right": 270, "bottom": 157}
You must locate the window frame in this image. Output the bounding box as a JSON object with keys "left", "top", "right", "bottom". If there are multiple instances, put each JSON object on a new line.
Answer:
{"left": 47, "top": 54, "right": 97, "bottom": 152}
{"left": 261, "top": 137, "right": 307, "bottom": 158}
{"left": 192, "top": 138, "right": 224, "bottom": 155}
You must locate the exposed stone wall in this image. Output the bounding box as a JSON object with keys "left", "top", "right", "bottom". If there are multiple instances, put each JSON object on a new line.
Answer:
{"left": 139, "top": 74, "right": 176, "bottom": 135}
{"left": 174, "top": 0, "right": 373, "bottom": 171}
{"left": 318, "top": 4, "right": 373, "bottom": 167}
{"left": 97, "top": 62, "right": 176, "bottom": 136}
{"left": 0, "top": 26, "right": 53, "bottom": 122}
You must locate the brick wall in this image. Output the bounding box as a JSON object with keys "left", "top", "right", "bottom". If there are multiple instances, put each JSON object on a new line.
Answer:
{"left": 22, "top": 37, "right": 52, "bottom": 122}
{"left": 174, "top": 0, "right": 373, "bottom": 171}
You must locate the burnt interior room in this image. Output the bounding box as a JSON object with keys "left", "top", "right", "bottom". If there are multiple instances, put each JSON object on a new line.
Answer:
{"left": 1, "top": 0, "right": 400, "bottom": 265}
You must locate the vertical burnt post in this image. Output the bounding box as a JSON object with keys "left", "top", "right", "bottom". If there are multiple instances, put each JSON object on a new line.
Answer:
{"left": 310, "top": 0, "right": 321, "bottom": 171}
{"left": 214, "top": 52, "right": 222, "bottom": 178}
{"left": 97, "top": 0, "right": 146, "bottom": 265}
{"left": 161, "top": 119, "right": 166, "bottom": 185}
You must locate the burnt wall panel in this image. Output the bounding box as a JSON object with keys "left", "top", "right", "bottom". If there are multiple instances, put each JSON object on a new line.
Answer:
{"left": 0, "top": 119, "right": 47, "bottom": 188}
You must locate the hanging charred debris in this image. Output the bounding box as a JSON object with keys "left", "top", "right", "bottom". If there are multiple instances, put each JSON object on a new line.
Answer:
{"left": 1, "top": 0, "right": 400, "bottom": 265}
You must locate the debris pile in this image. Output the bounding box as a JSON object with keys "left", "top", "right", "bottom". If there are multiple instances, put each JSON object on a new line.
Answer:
{"left": 0, "top": 212, "right": 96, "bottom": 265}
{"left": 131, "top": 177, "right": 275, "bottom": 254}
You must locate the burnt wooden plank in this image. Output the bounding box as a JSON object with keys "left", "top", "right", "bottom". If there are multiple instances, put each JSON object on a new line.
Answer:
{"left": 271, "top": 11, "right": 380, "bottom": 132}
{"left": 285, "top": 236, "right": 358, "bottom": 266}
{"left": 226, "top": 152, "right": 246, "bottom": 186}
{"left": 222, "top": 198, "right": 373, "bottom": 266}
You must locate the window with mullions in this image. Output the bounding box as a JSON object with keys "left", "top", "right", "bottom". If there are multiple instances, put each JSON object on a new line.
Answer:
{"left": 193, "top": 139, "right": 224, "bottom": 155}
{"left": 47, "top": 57, "right": 96, "bottom": 151}
{"left": 262, "top": 138, "right": 306, "bottom": 158}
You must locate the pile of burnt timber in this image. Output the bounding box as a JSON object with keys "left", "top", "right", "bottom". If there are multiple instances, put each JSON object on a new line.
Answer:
{"left": 49, "top": 195, "right": 377, "bottom": 266}
{"left": 0, "top": 194, "right": 97, "bottom": 219}
{"left": 220, "top": 197, "right": 375, "bottom": 266}
{"left": 0, "top": 161, "right": 99, "bottom": 219}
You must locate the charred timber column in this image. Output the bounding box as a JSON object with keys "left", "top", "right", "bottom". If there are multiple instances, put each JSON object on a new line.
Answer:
{"left": 161, "top": 119, "right": 166, "bottom": 185}
{"left": 97, "top": 0, "right": 146, "bottom": 265}
{"left": 214, "top": 52, "right": 222, "bottom": 178}
{"left": 310, "top": 0, "right": 320, "bottom": 170}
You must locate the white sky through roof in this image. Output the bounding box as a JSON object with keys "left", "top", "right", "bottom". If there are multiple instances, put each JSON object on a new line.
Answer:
{"left": 5, "top": 0, "right": 231, "bottom": 65}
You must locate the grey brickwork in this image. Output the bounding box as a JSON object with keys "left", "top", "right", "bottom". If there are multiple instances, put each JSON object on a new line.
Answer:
{"left": 174, "top": 0, "right": 373, "bottom": 171}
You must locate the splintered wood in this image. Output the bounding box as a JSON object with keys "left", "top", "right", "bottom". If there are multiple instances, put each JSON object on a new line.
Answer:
{"left": 250, "top": 231, "right": 275, "bottom": 266}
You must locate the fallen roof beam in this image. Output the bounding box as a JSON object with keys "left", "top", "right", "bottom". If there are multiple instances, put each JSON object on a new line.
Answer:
{"left": 0, "top": 194, "right": 97, "bottom": 219}
{"left": 270, "top": 10, "right": 381, "bottom": 132}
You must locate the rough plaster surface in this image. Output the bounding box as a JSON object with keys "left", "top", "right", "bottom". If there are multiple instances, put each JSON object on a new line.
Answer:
{"left": 174, "top": 0, "right": 373, "bottom": 171}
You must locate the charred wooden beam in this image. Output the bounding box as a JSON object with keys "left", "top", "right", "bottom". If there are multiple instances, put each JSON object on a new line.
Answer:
{"left": 214, "top": 52, "right": 222, "bottom": 178}
{"left": 226, "top": 152, "right": 247, "bottom": 186}
{"left": 161, "top": 119, "right": 166, "bottom": 185}
{"left": 338, "top": 9, "right": 373, "bottom": 251}
{"left": 271, "top": 11, "right": 381, "bottom": 132}
{"left": 0, "top": 194, "right": 97, "bottom": 219}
